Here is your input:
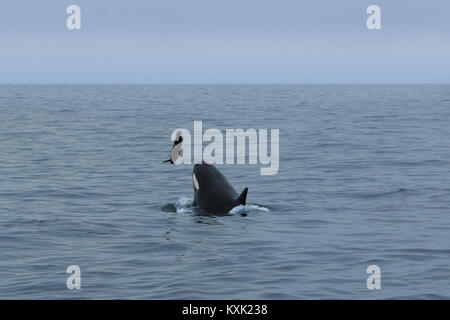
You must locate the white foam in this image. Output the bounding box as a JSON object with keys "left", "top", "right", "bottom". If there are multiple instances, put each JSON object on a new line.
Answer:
{"left": 175, "top": 196, "right": 194, "bottom": 214}
{"left": 174, "top": 197, "right": 269, "bottom": 215}
{"left": 229, "top": 204, "right": 269, "bottom": 215}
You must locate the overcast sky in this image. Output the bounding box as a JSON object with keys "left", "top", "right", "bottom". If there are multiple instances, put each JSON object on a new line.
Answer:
{"left": 1, "top": 0, "right": 449, "bottom": 83}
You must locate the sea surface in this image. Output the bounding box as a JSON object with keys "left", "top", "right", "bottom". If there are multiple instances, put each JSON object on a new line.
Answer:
{"left": 0, "top": 84, "right": 449, "bottom": 299}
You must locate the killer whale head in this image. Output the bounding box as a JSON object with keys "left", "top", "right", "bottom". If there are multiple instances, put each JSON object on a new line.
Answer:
{"left": 192, "top": 163, "right": 248, "bottom": 215}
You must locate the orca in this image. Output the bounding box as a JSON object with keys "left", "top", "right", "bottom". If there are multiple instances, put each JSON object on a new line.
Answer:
{"left": 192, "top": 162, "right": 248, "bottom": 214}
{"left": 163, "top": 130, "right": 183, "bottom": 164}
{"left": 164, "top": 131, "right": 248, "bottom": 214}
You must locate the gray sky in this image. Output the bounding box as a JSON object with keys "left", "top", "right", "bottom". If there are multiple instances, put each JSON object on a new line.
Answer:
{"left": 1, "top": 0, "right": 449, "bottom": 83}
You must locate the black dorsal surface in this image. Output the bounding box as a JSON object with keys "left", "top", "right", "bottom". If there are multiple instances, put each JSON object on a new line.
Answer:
{"left": 192, "top": 163, "right": 248, "bottom": 214}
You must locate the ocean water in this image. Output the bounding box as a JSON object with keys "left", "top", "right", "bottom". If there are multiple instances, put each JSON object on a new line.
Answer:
{"left": 0, "top": 84, "right": 449, "bottom": 299}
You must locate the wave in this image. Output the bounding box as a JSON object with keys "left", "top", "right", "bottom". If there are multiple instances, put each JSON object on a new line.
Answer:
{"left": 354, "top": 187, "right": 411, "bottom": 199}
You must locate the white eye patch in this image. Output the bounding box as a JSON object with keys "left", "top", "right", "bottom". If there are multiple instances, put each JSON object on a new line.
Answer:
{"left": 193, "top": 173, "right": 199, "bottom": 190}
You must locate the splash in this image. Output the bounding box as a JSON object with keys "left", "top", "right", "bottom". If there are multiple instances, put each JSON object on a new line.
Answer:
{"left": 162, "top": 197, "right": 269, "bottom": 215}
{"left": 229, "top": 203, "right": 270, "bottom": 215}
{"left": 160, "top": 196, "right": 194, "bottom": 214}
{"left": 174, "top": 196, "right": 195, "bottom": 214}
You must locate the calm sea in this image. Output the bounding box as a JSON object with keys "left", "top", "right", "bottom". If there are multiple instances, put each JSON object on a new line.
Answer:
{"left": 0, "top": 85, "right": 449, "bottom": 299}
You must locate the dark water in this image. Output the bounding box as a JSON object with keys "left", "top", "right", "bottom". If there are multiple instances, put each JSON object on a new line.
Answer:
{"left": 0, "top": 85, "right": 449, "bottom": 299}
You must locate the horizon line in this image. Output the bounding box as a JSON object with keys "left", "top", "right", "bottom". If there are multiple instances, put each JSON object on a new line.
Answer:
{"left": 0, "top": 83, "right": 449, "bottom": 86}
